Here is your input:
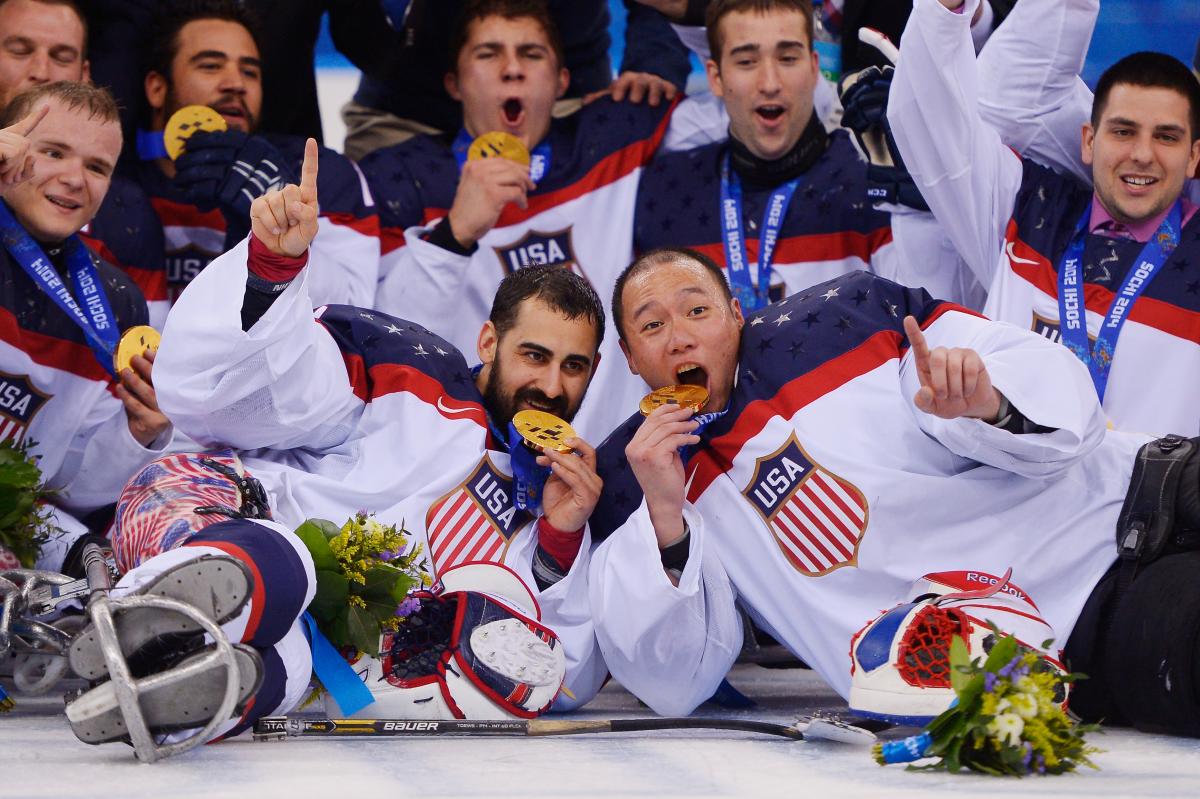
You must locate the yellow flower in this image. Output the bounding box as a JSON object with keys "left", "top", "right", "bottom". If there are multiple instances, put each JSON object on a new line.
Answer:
{"left": 987, "top": 712, "right": 1025, "bottom": 747}
{"left": 1009, "top": 692, "right": 1038, "bottom": 720}
{"left": 348, "top": 595, "right": 367, "bottom": 609}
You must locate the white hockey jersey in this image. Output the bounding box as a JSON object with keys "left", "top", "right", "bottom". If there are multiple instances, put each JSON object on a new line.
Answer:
{"left": 588, "top": 271, "right": 1144, "bottom": 715}
{"left": 154, "top": 239, "right": 605, "bottom": 709}
{"left": 890, "top": 0, "right": 1200, "bottom": 437}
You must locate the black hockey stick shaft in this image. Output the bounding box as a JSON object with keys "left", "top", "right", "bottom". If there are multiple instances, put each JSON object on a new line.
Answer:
{"left": 254, "top": 716, "right": 805, "bottom": 741}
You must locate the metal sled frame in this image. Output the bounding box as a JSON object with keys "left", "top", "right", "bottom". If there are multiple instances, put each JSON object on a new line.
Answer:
{"left": 84, "top": 591, "right": 241, "bottom": 764}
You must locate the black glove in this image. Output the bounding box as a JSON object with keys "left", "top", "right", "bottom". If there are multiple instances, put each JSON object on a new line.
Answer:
{"left": 838, "top": 65, "right": 929, "bottom": 212}
{"left": 173, "top": 129, "right": 297, "bottom": 245}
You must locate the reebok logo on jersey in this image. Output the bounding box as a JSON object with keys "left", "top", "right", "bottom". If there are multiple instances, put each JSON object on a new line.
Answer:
{"left": 493, "top": 227, "right": 583, "bottom": 278}
{"left": 742, "top": 433, "right": 869, "bottom": 576}
{"left": 0, "top": 372, "right": 51, "bottom": 444}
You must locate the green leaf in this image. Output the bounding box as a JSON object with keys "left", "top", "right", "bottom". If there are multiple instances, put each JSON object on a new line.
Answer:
{"left": 983, "top": 634, "right": 1018, "bottom": 673}
{"left": 389, "top": 573, "right": 418, "bottom": 604}
{"left": 308, "top": 570, "right": 349, "bottom": 621}
{"left": 294, "top": 520, "right": 339, "bottom": 572}
{"left": 311, "top": 518, "right": 342, "bottom": 541}
{"left": 949, "top": 635, "right": 971, "bottom": 695}
{"left": 956, "top": 672, "right": 986, "bottom": 708}
{"left": 347, "top": 605, "right": 381, "bottom": 656}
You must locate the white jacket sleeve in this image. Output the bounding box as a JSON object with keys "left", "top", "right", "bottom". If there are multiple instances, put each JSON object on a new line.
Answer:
{"left": 900, "top": 309, "right": 1106, "bottom": 479}
{"left": 589, "top": 501, "right": 743, "bottom": 717}
{"left": 304, "top": 215, "right": 381, "bottom": 309}
{"left": 977, "top": 0, "right": 1098, "bottom": 184}
{"left": 888, "top": 0, "right": 1024, "bottom": 291}
{"left": 155, "top": 237, "right": 362, "bottom": 451}
{"left": 502, "top": 523, "right": 607, "bottom": 711}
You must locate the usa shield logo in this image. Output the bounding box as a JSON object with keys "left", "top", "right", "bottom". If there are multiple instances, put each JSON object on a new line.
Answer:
{"left": 493, "top": 226, "right": 585, "bottom": 279}
{"left": 742, "top": 433, "right": 869, "bottom": 576}
{"left": 426, "top": 455, "right": 532, "bottom": 573}
{"left": 1031, "top": 312, "right": 1096, "bottom": 347}
{"left": 0, "top": 371, "right": 51, "bottom": 444}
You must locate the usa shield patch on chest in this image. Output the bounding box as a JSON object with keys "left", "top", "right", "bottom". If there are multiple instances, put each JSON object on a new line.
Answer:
{"left": 492, "top": 227, "right": 582, "bottom": 277}
{"left": 426, "top": 455, "right": 532, "bottom": 573}
{"left": 0, "top": 371, "right": 51, "bottom": 444}
{"left": 742, "top": 433, "right": 869, "bottom": 576}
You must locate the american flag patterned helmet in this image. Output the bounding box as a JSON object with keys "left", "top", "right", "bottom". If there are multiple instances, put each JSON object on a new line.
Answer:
{"left": 112, "top": 451, "right": 271, "bottom": 572}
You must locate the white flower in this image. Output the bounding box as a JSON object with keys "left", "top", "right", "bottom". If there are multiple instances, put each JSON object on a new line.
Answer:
{"left": 1008, "top": 692, "right": 1038, "bottom": 720}
{"left": 987, "top": 712, "right": 1025, "bottom": 747}
{"left": 1015, "top": 675, "right": 1039, "bottom": 695}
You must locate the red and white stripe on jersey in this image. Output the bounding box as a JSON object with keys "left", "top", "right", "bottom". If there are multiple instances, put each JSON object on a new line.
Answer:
{"left": 424, "top": 455, "right": 527, "bottom": 574}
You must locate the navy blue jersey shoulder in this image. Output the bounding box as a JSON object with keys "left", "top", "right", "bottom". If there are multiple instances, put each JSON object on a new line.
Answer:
{"left": 359, "top": 134, "right": 458, "bottom": 230}
{"left": 264, "top": 134, "right": 374, "bottom": 220}
{"left": 590, "top": 271, "right": 937, "bottom": 542}
{"left": 1015, "top": 159, "right": 1200, "bottom": 313}
{"left": 316, "top": 304, "right": 482, "bottom": 406}
{"left": 534, "top": 97, "right": 670, "bottom": 195}
{"left": 0, "top": 248, "right": 148, "bottom": 341}
{"left": 635, "top": 130, "right": 888, "bottom": 253}
{"left": 87, "top": 175, "right": 165, "bottom": 274}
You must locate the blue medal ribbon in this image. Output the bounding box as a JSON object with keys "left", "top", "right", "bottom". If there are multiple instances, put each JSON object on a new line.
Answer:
{"left": 0, "top": 201, "right": 120, "bottom": 377}
{"left": 1056, "top": 200, "right": 1183, "bottom": 401}
{"left": 452, "top": 129, "right": 552, "bottom": 183}
{"left": 719, "top": 153, "right": 800, "bottom": 313}
{"left": 507, "top": 421, "right": 551, "bottom": 513}
{"left": 302, "top": 612, "right": 374, "bottom": 716}
{"left": 135, "top": 129, "right": 169, "bottom": 161}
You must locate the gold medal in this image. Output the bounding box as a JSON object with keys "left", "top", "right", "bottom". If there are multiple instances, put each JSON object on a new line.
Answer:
{"left": 114, "top": 325, "right": 161, "bottom": 374}
{"left": 512, "top": 409, "right": 576, "bottom": 453}
{"left": 164, "top": 105, "right": 228, "bottom": 160}
{"left": 467, "top": 131, "right": 531, "bottom": 166}
{"left": 639, "top": 384, "right": 710, "bottom": 416}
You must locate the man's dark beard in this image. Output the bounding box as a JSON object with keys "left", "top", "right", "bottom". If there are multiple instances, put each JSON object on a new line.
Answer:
{"left": 482, "top": 356, "right": 572, "bottom": 434}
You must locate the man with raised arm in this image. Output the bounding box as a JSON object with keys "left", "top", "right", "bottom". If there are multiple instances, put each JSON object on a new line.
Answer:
{"left": 889, "top": 0, "right": 1200, "bottom": 436}
{"left": 154, "top": 139, "right": 610, "bottom": 717}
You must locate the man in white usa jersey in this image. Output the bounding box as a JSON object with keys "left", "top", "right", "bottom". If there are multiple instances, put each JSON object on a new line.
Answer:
{"left": 154, "top": 140, "right": 609, "bottom": 712}
{"left": 588, "top": 247, "right": 1200, "bottom": 736}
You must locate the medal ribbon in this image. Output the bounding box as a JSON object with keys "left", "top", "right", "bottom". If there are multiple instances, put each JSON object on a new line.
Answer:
{"left": 1056, "top": 200, "right": 1182, "bottom": 401}
{"left": 719, "top": 153, "right": 800, "bottom": 313}
{"left": 135, "top": 129, "right": 169, "bottom": 161}
{"left": 507, "top": 421, "right": 551, "bottom": 513}
{"left": 302, "top": 612, "right": 373, "bottom": 716}
{"left": 452, "top": 129, "right": 552, "bottom": 182}
{"left": 0, "top": 201, "right": 119, "bottom": 377}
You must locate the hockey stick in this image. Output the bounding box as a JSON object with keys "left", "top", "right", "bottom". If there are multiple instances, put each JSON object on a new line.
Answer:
{"left": 253, "top": 715, "right": 877, "bottom": 744}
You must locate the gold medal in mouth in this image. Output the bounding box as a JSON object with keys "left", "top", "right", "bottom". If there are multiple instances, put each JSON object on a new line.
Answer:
{"left": 467, "top": 131, "right": 531, "bottom": 167}
{"left": 114, "top": 325, "right": 161, "bottom": 374}
{"left": 164, "top": 105, "right": 228, "bottom": 160}
{"left": 639, "top": 384, "right": 710, "bottom": 416}
{"left": 512, "top": 409, "right": 576, "bottom": 453}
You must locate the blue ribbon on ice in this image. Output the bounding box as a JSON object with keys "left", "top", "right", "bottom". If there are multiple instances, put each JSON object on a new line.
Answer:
{"left": 302, "top": 612, "right": 373, "bottom": 717}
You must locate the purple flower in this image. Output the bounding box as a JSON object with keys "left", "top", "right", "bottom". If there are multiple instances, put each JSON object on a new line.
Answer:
{"left": 984, "top": 672, "right": 998, "bottom": 693}
{"left": 998, "top": 656, "right": 1022, "bottom": 679}
{"left": 1022, "top": 742, "right": 1034, "bottom": 769}
{"left": 395, "top": 596, "right": 421, "bottom": 617}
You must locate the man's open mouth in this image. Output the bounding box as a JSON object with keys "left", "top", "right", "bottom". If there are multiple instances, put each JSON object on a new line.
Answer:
{"left": 1121, "top": 175, "right": 1158, "bottom": 188}
{"left": 46, "top": 195, "right": 82, "bottom": 210}
{"left": 502, "top": 98, "right": 524, "bottom": 124}
{"left": 756, "top": 105, "right": 786, "bottom": 122}
{"left": 675, "top": 364, "right": 708, "bottom": 389}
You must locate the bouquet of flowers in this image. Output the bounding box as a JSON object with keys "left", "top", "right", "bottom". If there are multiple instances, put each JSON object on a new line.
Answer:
{"left": 0, "top": 438, "right": 55, "bottom": 569}
{"left": 294, "top": 512, "right": 431, "bottom": 657}
{"left": 874, "top": 627, "right": 1100, "bottom": 776}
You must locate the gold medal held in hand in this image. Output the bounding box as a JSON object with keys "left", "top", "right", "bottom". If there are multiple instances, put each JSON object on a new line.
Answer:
{"left": 164, "top": 105, "right": 228, "bottom": 160}
{"left": 639, "top": 384, "right": 710, "bottom": 416}
{"left": 114, "top": 325, "right": 161, "bottom": 374}
{"left": 467, "top": 131, "right": 530, "bottom": 167}
{"left": 512, "top": 409, "right": 576, "bottom": 453}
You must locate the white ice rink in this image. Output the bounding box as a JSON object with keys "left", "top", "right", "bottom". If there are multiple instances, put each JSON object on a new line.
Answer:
{"left": 4, "top": 665, "right": 1200, "bottom": 799}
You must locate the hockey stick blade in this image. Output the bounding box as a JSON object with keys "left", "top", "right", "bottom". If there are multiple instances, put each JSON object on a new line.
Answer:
{"left": 253, "top": 716, "right": 809, "bottom": 742}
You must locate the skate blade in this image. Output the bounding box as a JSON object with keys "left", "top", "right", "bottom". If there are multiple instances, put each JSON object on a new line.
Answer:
{"left": 65, "top": 643, "right": 262, "bottom": 745}
{"left": 68, "top": 556, "right": 252, "bottom": 681}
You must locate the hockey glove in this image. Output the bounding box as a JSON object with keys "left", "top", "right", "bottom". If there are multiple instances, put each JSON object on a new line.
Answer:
{"left": 838, "top": 65, "right": 930, "bottom": 212}
{"left": 173, "top": 129, "right": 297, "bottom": 247}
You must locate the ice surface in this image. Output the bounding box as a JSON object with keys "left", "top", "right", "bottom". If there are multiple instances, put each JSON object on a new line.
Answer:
{"left": 3, "top": 665, "right": 1199, "bottom": 799}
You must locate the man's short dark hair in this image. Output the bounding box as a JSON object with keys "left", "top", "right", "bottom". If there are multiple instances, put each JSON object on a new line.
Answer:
{"left": 1092, "top": 51, "right": 1200, "bottom": 142}
{"left": 0, "top": 0, "right": 88, "bottom": 58}
{"left": 449, "top": 0, "right": 565, "bottom": 73}
{"left": 612, "top": 248, "right": 732, "bottom": 344}
{"left": 490, "top": 264, "right": 605, "bottom": 352}
{"left": 705, "top": 0, "right": 814, "bottom": 66}
{"left": 1, "top": 80, "right": 119, "bottom": 128}
{"left": 144, "top": 0, "right": 262, "bottom": 83}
